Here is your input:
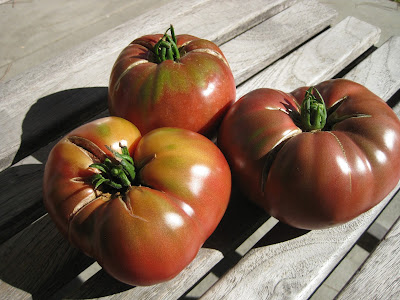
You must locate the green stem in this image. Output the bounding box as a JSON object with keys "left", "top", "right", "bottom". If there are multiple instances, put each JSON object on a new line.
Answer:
{"left": 300, "top": 86, "right": 327, "bottom": 131}
{"left": 153, "top": 24, "right": 180, "bottom": 63}
{"left": 89, "top": 145, "right": 136, "bottom": 191}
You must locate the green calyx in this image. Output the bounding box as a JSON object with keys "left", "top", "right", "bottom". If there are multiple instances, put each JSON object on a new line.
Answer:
{"left": 89, "top": 144, "right": 136, "bottom": 191}
{"left": 300, "top": 86, "right": 327, "bottom": 131}
{"left": 153, "top": 24, "right": 180, "bottom": 63}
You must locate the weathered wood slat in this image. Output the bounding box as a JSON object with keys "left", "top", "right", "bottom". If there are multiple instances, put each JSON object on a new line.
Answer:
{"left": 0, "top": 0, "right": 297, "bottom": 172}
{"left": 169, "top": 0, "right": 300, "bottom": 46}
{"left": 200, "top": 36, "right": 400, "bottom": 300}
{"left": 0, "top": 216, "right": 93, "bottom": 300}
{"left": 65, "top": 249, "right": 223, "bottom": 300}
{"left": 236, "top": 16, "right": 381, "bottom": 98}
{"left": 201, "top": 188, "right": 400, "bottom": 300}
{"left": 221, "top": 0, "right": 337, "bottom": 85}
{"left": 344, "top": 35, "right": 400, "bottom": 113}
{"left": 0, "top": 214, "right": 224, "bottom": 300}
{"left": 0, "top": 0, "right": 336, "bottom": 245}
{"left": 336, "top": 216, "right": 400, "bottom": 299}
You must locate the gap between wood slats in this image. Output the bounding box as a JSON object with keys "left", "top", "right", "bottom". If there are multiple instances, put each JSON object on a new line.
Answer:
{"left": 310, "top": 186, "right": 400, "bottom": 299}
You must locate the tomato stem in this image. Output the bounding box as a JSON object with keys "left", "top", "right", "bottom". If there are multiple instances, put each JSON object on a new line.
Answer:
{"left": 300, "top": 87, "right": 327, "bottom": 131}
{"left": 89, "top": 143, "right": 136, "bottom": 191}
{"left": 153, "top": 24, "right": 180, "bottom": 63}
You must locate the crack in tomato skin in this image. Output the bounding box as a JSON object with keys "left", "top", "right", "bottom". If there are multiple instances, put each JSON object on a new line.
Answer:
{"left": 44, "top": 118, "right": 232, "bottom": 286}
{"left": 67, "top": 136, "right": 107, "bottom": 163}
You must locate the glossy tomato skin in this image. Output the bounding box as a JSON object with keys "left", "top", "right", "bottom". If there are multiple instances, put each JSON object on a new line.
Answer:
{"left": 108, "top": 33, "right": 236, "bottom": 137}
{"left": 218, "top": 79, "right": 400, "bottom": 229}
{"left": 43, "top": 117, "right": 231, "bottom": 285}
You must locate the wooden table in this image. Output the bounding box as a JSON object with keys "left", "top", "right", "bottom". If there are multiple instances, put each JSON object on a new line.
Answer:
{"left": 1, "top": 0, "right": 399, "bottom": 299}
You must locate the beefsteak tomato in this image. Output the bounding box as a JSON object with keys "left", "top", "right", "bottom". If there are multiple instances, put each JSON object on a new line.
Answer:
{"left": 218, "top": 79, "right": 400, "bottom": 229}
{"left": 43, "top": 117, "right": 231, "bottom": 285}
{"left": 108, "top": 25, "right": 236, "bottom": 137}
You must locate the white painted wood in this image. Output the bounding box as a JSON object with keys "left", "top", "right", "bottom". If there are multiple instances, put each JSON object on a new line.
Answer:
{"left": 200, "top": 36, "right": 400, "bottom": 300}
{"left": 237, "top": 16, "right": 381, "bottom": 98}
{"left": 221, "top": 0, "right": 337, "bottom": 86}
{"left": 0, "top": 0, "right": 296, "bottom": 173}
{"left": 337, "top": 217, "right": 400, "bottom": 299}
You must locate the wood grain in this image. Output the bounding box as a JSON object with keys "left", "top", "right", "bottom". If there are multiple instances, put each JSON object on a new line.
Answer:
{"left": 201, "top": 183, "right": 400, "bottom": 300}
{"left": 65, "top": 249, "right": 223, "bottom": 300}
{"left": 0, "top": 0, "right": 296, "bottom": 172}
{"left": 236, "top": 16, "right": 381, "bottom": 98}
{"left": 0, "top": 212, "right": 224, "bottom": 300}
{"left": 0, "top": 215, "right": 93, "bottom": 299}
{"left": 337, "top": 216, "right": 400, "bottom": 299}
{"left": 344, "top": 35, "right": 400, "bottom": 113}
{"left": 222, "top": 0, "right": 338, "bottom": 86}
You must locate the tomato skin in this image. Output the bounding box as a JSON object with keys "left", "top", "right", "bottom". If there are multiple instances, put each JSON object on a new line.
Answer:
{"left": 43, "top": 117, "right": 231, "bottom": 285}
{"left": 218, "top": 79, "right": 400, "bottom": 229}
{"left": 108, "top": 33, "right": 236, "bottom": 137}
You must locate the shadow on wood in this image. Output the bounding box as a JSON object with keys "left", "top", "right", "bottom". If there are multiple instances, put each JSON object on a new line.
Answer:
{"left": 204, "top": 184, "right": 269, "bottom": 254}
{"left": 12, "top": 87, "right": 109, "bottom": 165}
{"left": 64, "top": 269, "right": 133, "bottom": 299}
{"left": 0, "top": 215, "right": 95, "bottom": 299}
{"left": 253, "top": 222, "right": 309, "bottom": 248}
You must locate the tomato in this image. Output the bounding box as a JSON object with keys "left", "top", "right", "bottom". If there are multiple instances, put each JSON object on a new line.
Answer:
{"left": 218, "top": 79, "right": 400, "bottom": 229}
{"left": 43, "top": 117, "right": 231, "bottom": 285}
{"left": 108, "top": 25, "right": 236, "bottom": 137}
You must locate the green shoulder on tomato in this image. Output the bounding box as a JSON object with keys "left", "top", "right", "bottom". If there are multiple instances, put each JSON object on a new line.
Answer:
{"left": 108, "top": 25, "right": 236, "bottom": 137}
{"left": 43, "top": 117, "right": 231, "bottom": 285}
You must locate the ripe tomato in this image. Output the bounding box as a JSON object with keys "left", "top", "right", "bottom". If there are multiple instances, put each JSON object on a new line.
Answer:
{"left": 108, "top": 25, "right": 236, "bottom": 137}
{"left": 218, "top": 79, "right": 400, "bottom": 229}
{"left": 43, "top": 117, "right": 231, "bottom": 285}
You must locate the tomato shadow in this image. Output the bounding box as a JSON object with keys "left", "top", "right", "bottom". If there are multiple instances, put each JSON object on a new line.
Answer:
{"left": 0, "top": 87, "right": 120, "bottom": 299}
{"left": 204, "top": 183, "right": 309, "bottom": 254}
{"left": 198, "top": 184, "right": 310, "bottom": 281}
{"left": 0, "top": 211, "right": 96, "bottom": 299}
{"left": 253, "top": 222, "right": 310, "bottom": 248}
{"left": 12, "top": 87, "right": 109, "bottom": 165}
{"left": 64, "top": 269, "right": 134, "bottom": 299}
{"left": 1, "top": 85, "right": 110, "bottom": 254}
{"left": 204, "top": 184, "right": 269, "bottom": 254}
{"left": 0, "top": 163, "right": 47, "bottom": 244}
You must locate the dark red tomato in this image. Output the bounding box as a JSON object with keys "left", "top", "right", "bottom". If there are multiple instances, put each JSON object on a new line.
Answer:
{"left": 218, "top": 79, "right": 400, "bottom": 229}
{"left": 43, "top": 117, "right": 231, "bottom": 285}
{"left": 108, "top": 25, "right": 236, "bottom": 137}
